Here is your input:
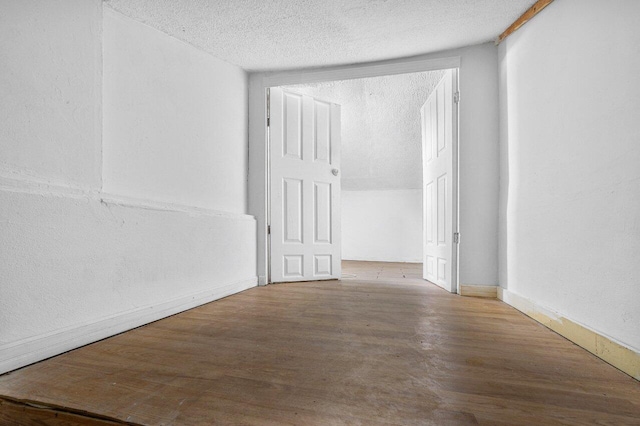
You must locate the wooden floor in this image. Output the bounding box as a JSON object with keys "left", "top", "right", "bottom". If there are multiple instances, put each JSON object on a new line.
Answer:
{"left": 1, "top": 261, "right": 639, "bottom": 425}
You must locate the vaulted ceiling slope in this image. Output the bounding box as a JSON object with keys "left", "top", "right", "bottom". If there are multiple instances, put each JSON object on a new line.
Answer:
{"left": 104, "top": 0, "right": 535, "bottom": 72}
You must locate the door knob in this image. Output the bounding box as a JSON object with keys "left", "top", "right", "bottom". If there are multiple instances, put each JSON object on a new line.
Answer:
{"left": 331, "top": 169, "right": 339, "bottom": 176}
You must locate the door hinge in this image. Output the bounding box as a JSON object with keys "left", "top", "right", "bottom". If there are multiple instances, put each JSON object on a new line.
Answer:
{"left": 267, "top": 225, "right": 271, "bottom": 235}
{"left": 454, "top": 92, "right": 460, "bottom": 104}
{"left": 453, "top": 232, "right": 460, "bottom": 244}
{"left": 266, "top": 88, "right": 271, "bottom": 127}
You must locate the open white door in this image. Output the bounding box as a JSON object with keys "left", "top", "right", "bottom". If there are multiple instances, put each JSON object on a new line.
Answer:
{"left": 421, "top": 69, "right": 458, "bottom": 293}
{"left": 269, "top": 88, "right": 341, "bottom": 283}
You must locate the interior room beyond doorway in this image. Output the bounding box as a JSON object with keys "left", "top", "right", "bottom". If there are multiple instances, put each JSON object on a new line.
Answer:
{"left": 280, "top": 70, "right": 446, "bottom": 267}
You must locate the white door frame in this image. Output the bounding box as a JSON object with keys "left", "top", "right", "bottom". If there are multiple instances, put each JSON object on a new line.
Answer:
{"left": 256, "top": 55, "right": 461, "bottom": 286}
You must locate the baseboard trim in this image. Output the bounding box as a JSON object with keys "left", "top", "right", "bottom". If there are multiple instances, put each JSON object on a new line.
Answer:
{"left": 0, "top": 277, "right": 257, "bottom": 375}
{"left": 498, "top": 287, "right": 640, "bottom": 381}
{"left": 341, "top": 258, "right": 422, "bottom": 264}
{"left": 459, "top": 284, "right": 498, "bottom": 298}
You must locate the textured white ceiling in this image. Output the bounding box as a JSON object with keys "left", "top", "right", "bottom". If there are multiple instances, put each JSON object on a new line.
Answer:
{"left": 104, "top": 0, "right": 535, "bottom": 71}
{"left": 284, "top": 71, "right": 444, "bottom": 191}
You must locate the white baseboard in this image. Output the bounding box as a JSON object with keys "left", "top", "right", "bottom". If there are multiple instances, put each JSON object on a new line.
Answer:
{"left": 498, "top": 287, "right": 640, "bottom": 381}
{"left": 342, "top": 258, "right": 422, "bottom": 264}
{"left": 0, "top": 277, "right": 257, "bottom": 375}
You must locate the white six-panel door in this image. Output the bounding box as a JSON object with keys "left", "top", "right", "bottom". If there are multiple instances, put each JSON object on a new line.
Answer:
{"left": 269, "top": 88, "right": 341, "bottom": 283}
{"left": 421, "top": 69, "right": 458, "bottom": 293}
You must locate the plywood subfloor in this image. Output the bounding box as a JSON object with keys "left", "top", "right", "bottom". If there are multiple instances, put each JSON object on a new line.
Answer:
{"left": 1, "top": 261, "right": 639, "bottom": 425}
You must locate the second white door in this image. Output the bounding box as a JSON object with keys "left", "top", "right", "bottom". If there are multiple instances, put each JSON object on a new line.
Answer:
{"left": 421, "top": 69, "right": 458, "bottom": 293}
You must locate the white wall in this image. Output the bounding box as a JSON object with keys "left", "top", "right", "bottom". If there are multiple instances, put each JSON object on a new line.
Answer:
{"left": 458, "top": 43, "right": 500, "bottom": 287}
{"left": 103, "top": 8, "right": 248, "bottom": 213}
{"left": 0, "top": 190, "right": 256, "bottom": 366}
{"left": 0, "top": 0, "right": 102, "bottom": 188}
{"left": 342, "top": 190, "right": 422, "bottom": 262}
{"left": 499, "top": 0, "right": 640, "bottom": 351}
{"left": 0, "top": 2, "right": 255, "bottom": 374}
{"left": 250, "top": 43, "right": 500, "bottom": 286}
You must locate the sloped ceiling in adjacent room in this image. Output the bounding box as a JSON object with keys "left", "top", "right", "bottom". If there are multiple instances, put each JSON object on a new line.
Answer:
{"left": 104, "top": 0, "right": 535, "bottom": 71}
{"left": 284, "top": 70, "right": 445, "bottom": 190}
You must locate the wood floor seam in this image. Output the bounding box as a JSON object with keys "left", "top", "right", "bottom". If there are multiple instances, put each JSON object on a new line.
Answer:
{"left": 0, "top": 395, "right": 142, "bottom": 425}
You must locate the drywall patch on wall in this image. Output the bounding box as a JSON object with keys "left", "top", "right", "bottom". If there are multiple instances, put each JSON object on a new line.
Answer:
{"left": 499, "top": 0, "right": 640, "bottom": 350}
{"left": 0, "top": 0, "right": 103, "bottom": 189}
{"left": 342, "top": 190, "right": 422, "bottom": 263}
{"left": 103, "top": 7, "right": 248, "bottom": 213}
{"left": 284, "top": 71, "right": 444, "bottom": 191}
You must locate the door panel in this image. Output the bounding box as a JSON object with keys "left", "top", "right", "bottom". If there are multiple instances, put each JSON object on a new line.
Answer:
{"left": 437, "top": 174, "right": 446, "bottom": 246}
{"left": 314, "top": 100, "right": 331, "bottom": 163}
{"left": 314, "top": 182, "right": 332, "bottom": 243}
{"left": 314, "top": 255, "right": 332, "bottom": 276}
{"left": 283, "top": 255, "right": 303, "bottom": 278}
{"left": 283, "top": 92, "right": 303, "bottom": 159}
{"left": 421, "top": 69, "right": 458, "bottom": 293}
{"left": 282, "top": 178, "right": 303, "bottom": 243}
{"left": 270, "top": 88, "right": 341, "bottom": 283}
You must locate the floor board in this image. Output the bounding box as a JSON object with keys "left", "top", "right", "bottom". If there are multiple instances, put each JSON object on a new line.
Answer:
{"left": 1, "top": 261, "right": 639, "bottom": 425}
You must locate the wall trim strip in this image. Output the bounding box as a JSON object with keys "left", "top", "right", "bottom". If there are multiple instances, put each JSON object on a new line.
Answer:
{"left": 100, "top": 193, "right": 256, "bottom": 221}
{"left": 498, "top": 287, "right": 640, "bottom": 381}
{"left": 0, "top": 172, "right": 255, "bottom": 221}
{"left": 0, "top": 277, "right": 257, "bottom": 375}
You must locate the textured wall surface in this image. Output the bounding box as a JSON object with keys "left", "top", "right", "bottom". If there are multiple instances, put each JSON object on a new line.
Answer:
{"left": 0, "top": 0, "right": 102, "bottom": 188}
{"left": 285, "top": 71, "right": 444, "bottom": 191}
{"left": 0, "top": 2, "right": 256, "bottom": 374}
{"left": 342, "top": 190, "right": 422, "bottom": 262}
{"left": 105, "top": 0, "right": 535, "bottom": 71}
{"left": 0, "top": 190, "right": 256, "bottom": 346}
{"left": 103, "top": 8, "right": 248, "bottom": 213}
{"left": 499, "top": 0, "right": 640, "bottom": 350}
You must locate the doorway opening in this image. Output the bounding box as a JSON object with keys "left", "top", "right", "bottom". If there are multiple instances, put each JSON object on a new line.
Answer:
{"left": 264, "top": 61, "right": 460, "bottom": 293}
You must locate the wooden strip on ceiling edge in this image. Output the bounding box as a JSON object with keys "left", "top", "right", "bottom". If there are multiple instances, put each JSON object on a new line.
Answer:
{"left": 495, "top": 0, "right": 554, "bottom": 45}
